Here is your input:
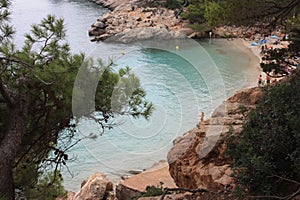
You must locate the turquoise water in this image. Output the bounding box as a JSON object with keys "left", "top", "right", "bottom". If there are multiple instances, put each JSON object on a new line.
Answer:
{"left": 11, "top": 0, "right": 258, "bottom": 191}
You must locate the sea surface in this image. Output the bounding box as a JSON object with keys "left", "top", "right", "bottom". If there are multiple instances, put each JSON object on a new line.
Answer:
{"left": 11, "top": 0, "right": 257, "bottom": 191}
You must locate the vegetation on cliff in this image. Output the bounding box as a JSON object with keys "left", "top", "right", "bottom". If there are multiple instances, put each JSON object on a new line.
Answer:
{"left": 227, "top": 75, "right": 300, "bottom": 198}
{"left": 178, "top": 0, "right": 300, "bottom": 28}
{"left": 0, "top": 1, "right": 152, "bottom": 199}
{"left": 167, "top": 0, "right": 300, "bottom": 198}
{"left": 202, "top": 0, "right": 300, "bottom": 198}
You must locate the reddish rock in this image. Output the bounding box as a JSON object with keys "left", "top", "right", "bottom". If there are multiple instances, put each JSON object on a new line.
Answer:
{"left": 73, "top": 172, "right": 116, "bottom": 200}
{"left": 168, "top": 87, "right": 263, "bottom": 191}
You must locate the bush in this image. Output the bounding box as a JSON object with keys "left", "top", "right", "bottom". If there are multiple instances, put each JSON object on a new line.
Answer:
{"left": 164, "top": 0, "right": 181, "bottom": 9}
{"left": 180, "top": 11, "right": 189, "bottom": 20}
{"left": 227, "top": 75, "right": 300, "bottom": 198}
{"left": 189, "top": 23, "right": 210, "bottom": 32}
{"left": 15, "top": 170, "right": 67, "bottom": 200}
{"left": 142, "top": 185, "right": 164, "bottom": 197}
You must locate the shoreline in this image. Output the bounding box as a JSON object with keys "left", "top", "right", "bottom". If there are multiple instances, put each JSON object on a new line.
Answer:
{"left": 68, "top": 2, "right": 265, "bottom": 192}
{"left": 227, "top": 38, "right": 261, "bottom": 88}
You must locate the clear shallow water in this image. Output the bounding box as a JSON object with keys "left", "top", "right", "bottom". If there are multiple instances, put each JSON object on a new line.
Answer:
{"left": 11, "top": 0, "right": 257, "bottom": 191}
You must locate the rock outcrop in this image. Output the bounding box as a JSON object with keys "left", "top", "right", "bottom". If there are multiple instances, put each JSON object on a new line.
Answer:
{"left": 167, "top": 87, "right": 263, "bottom": 192}
{"left": 88, "top": 0, "right": 198, "bottom": 43}
{"left": 89, "top": 1, "right": 267, "bottom": 42}
{"left": 73, "top": 172, "right": 116, "bottom": 200}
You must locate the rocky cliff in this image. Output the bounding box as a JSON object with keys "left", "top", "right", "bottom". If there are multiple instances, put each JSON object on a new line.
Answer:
{"left": 167, "top": 87, "right": 263, "bottom": 192}
{"left": 88, "top": 0, "right": 201, "bottom": 43}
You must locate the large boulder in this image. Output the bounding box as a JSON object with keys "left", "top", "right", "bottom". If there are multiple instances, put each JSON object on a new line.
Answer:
{"left": 73, "top": 172, "right": 116, "bottom": 200}
{"left": 88, "top": 28, "right": 106, "bottom": 36}
{"left": 168, "top": 87, "right": 263, "bottom": 191}
{"left": 92, "top": 21, "right": 106, "bottom": 29}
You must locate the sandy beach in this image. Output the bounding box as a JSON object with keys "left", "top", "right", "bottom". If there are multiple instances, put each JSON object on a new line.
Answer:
{"left": 226, "top": 38, "right": 261, "bottom": 88}
{"left": 229, "top": 37, "right": 290, "bottom": 86}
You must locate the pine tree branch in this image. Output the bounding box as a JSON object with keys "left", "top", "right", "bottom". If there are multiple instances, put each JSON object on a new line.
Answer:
{"left": 271, "top": 174, "right": 300, "bottom": 186}
{"left": 0, "top": 56, "right": 54, "bottom": 85}
{"left": 286, "top": 187, "right": 300, "bottom": 200}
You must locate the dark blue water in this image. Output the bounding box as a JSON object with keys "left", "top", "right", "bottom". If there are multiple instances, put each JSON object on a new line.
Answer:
{"left": 11, "top": 0, "right": 259, "bottom": 191}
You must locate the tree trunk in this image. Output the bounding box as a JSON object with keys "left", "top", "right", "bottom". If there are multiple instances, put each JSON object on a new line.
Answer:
{"left": 0, "top": 158, "right": 14, "bottom": 200}
{"left": 0, "top": 93, "right": 28, "bottom": 200}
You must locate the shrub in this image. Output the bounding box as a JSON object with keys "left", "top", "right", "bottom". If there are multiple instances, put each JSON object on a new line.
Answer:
{"left": 227, "top": 75, "right": 300, "bottom": 198}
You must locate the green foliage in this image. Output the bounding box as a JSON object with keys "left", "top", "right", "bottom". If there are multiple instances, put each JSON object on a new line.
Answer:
{"left": 142, "top": 185, "right": 164, "bottom": 197}
{"left": 164, "top": 0, "right": 182, "bottom": 9}
{"left": 179, "top": 0, "right": 222, "bottom": 29}
{"left": 0, "top": 196, "right": 8, "bottom": 200}
{"left": 25, "top": 171, "right": 67, "bottom": 200}
{"left": 15, "top": 170, "right": 66, "bottom": 200}
{"left": 227, "top": 75, "right": 300, "bottom": 197}
{"left": 0, "top": 0, "right": 14, "bottom": 41}
{"left": 184, "top": 0, "right": 206, "bottom": 24}
{"left": 180, "top": 11, "right": 189, "bottom": 20}
{"left": 182, "top": 0, "right": 299, "bottom": 30}
{"left": 189, "top": 23, "right": 210, "bottom": 32}
{"left": 203, "top": 0, "right": 300, "bottom": 28}
{"left": 204, "top": 1, "right": 230, "bottom": 26}
{"left": 0, "top": 1, "right": 153, "bottom": 198}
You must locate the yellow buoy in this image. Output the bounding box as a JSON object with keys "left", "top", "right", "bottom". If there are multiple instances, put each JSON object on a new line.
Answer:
{"left": 175, "top": 45, "right": 179, "bottom": 50}
{"left": 121, "top": 50, "right": 125, "bottom": 55}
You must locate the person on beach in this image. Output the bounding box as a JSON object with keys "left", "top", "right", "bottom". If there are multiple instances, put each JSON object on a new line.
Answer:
{"left": 265, "top": 44, "right": 268, "bottom": 53}
{"left": 200, "top": 112, "right": 204, "bottom": 122}
{"left": 261, "top": 45, "right": 265, "bottom": 55}
{"left": 258, "top": 75, "right": 263, "bottom": 87}
{"left": 266, "top": 74, "right": 271, "bottom": 84}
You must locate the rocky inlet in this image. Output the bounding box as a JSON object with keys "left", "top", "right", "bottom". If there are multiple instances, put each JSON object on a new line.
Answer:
{"left": 60, "top": 87, "right": 263, "bottom": 200}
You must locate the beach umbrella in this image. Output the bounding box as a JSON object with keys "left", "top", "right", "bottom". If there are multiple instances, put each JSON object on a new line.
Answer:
{"left": 259, "top": 40, "right": 264, "bottom": 45}
{"left": 270, "top": 35, "right": 279, "bottom": 39}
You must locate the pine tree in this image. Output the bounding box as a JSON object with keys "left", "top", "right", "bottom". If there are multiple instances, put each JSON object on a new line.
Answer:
{"left": 0, "top": 1, "right": 153, "bottom": 199}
